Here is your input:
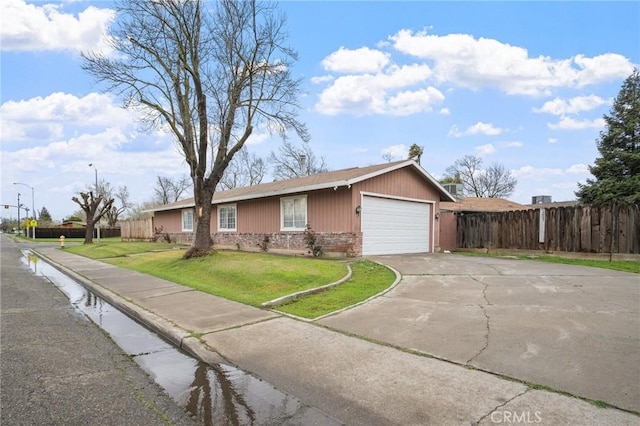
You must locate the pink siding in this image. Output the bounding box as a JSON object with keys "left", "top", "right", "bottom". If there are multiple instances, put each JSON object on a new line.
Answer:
{"left": 439, "top": 210, "right": 457, "bottom": 251}
{"left": 153, "top": 166, "right": 444, "bottom": 255}
{"left": 154, "top": 207, "right": 215, "bottom": 234}
{"left": 154, "top": 210, "right": 183, "bottom": 233}
{"left": 238, "top": 198, "right": 280, "bottom": 233}
{"left": 350, "top": 167, "right": 442, "bottom": 251}
{"left": 237, "top": 188, "right": 353, "bottom": 233}
{"left": 308, "top": 188, "right": 352, "bottom": 232}
{"left": 353, "top": 167, "right": 441, "bottom": 207}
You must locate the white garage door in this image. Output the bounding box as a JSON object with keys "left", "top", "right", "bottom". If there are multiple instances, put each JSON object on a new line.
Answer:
{"left": 361, "top": 196, "right": 430, "bottom": 255}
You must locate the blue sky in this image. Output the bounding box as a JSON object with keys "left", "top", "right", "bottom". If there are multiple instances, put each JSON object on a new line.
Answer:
{"left": 1, "top": 1, "right": 639, "bottom": 221}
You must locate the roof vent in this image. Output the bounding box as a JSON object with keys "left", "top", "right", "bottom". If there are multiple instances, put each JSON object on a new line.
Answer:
{"left": 443, "top": 183, "right": 464, "bottom": 200}
{"left": 532, "top": 195, "right": 552, "bottom": 204}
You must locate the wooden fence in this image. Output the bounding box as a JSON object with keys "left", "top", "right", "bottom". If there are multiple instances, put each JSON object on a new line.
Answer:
{"left": 457, "top": 204, "right": 640, "bottom": 254}
{"left": 33, "top": 227, "right": 120, "bottom": 239}
{"left": 121, "top": 218, "right": 155, "bottom": 241}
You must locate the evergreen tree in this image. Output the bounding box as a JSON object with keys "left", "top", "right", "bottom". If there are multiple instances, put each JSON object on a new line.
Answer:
{"left": 38, "top": 206, "right": 53, "bottom": 226}
{"left": 576, "top": 69, "right": 640, "bottom": 204}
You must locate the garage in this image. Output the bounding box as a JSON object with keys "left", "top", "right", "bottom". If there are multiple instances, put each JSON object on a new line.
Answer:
{"left": 361, "top": 195, "right": 431, "bottom": 255}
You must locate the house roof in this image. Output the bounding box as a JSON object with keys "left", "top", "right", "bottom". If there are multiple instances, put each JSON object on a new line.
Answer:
{"left": 524, "top": 201, "right": 580, "bottom": 209}
{"left": 440, "top": 197, "right": 525, "bottom": 212}
{"left": 149, "top": 160, "right": 456, "bottom": 212}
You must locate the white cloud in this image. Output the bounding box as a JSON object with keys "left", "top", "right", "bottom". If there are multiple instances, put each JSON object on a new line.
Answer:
{"left": 389, "top": 29, "right": 634, "bottom": 96}
{"left": 387, "top": 88, "right": 445, "bottom": 116}
{"left": 448, "top": 121, "right": 504, "bottom": 137}
{"left": 475, "top": 144, "right": 496, "bottom": 156}
{"left": 381, "top": 144, "right": 408, "bottom": 159}
{"left": 573, "top": 54, "right": 636, "bottom": 87}
{"left": 504, "top": 141, "right": 523, "bottom": 148}
{"left": 1, "top": 0, "right": 115, "bottom": 55}
{"left": 514, "top": 165, "right": 564, "bottom": 178}
{"left": 534, "top": 95, "right": 608, "bottom": 115}
{"left": 439, "top": 107, "right": 451, "bottom": 115}
{"left": 315, "top": 64, "right": 440, "bottom": 116}
{"left": 513, "top": 163, "right": 590, "bottom": 179}
{"left": 566, "top": 164, "right": 589, "bottom": 174}
{"left": 310, "top": 75, "right": 334, "bottom": 84}
{"left": 1, "top": 92, "right": 132, "bottom": 142}
{"left": 548, "top": 138, "right": 558, "bottom": 144}
{"left": 547, "top": 117, "right": 605, "bottom": 130}
{"left": 321, "top": 46, "right": 391, "bottom": 73}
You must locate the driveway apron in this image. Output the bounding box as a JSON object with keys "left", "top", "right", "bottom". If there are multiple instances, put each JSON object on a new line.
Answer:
{"left": 319, "top": 254, "right": 640, "bottom": 413}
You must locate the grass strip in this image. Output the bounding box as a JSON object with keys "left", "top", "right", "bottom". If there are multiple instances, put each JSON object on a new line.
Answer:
{"left": 526, "top": 255, "right": 640, "bottom": 274}
{"left": 65, "top": 239, "right": 187, "bottom": 258}
{"left": 458, "top": 251, "right": 639, "bottom": 274}
{"left": 276, "top": 260, "right": 396, "bottom": 319}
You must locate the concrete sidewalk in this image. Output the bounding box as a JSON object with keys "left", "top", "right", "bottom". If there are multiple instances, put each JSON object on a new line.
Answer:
{"left": 34, "top": 247, "right": 638, "bottom": 425}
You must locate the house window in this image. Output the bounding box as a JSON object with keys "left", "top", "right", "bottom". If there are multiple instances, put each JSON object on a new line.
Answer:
{"left": 218, "top": 204, "right": 237, "bottom": 231}
{"left": 281, "top": 195, "right": 307, "bottom": 231}
{"left": 182, "top": 209, "right": 194, "bottom": 232}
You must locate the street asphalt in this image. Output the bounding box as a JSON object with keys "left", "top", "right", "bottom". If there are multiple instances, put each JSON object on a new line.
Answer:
{"left": 12, "top": 239, "right": 640, "bottom": 425}
{"left": 0, "top": 236, "right": 195, "bottom": 426}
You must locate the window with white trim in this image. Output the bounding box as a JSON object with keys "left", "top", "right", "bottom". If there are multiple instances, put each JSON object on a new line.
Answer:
{"left": 182, "top": 209, "right": 194, "bottom": 232}
{"left": 218, "top": 204, "right": 237, "bottom": 231}
{"left": 281, "top": 195, "right": 307, "bottom": 231}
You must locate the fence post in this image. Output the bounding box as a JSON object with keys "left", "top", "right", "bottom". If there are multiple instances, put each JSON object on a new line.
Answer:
{"left": 538, "top": 208, "right": 546, "bottom": 245}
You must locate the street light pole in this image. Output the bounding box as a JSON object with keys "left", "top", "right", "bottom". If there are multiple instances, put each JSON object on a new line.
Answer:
{"left": 17, "top": 193, "right": 21, "bottom": 235}
{"left": 88, "top": 163, "right": 100, "bottom": 242}
{"left": 13, "top": 182, "right": 35, "bottom": 239}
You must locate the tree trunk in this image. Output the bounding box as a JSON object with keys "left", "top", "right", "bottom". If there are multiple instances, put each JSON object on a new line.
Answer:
{"left": 85, "top": 222, "right": 95, "bottom": 244}
{"left": 184, "top": 186, "right": 214, "bottom": 258}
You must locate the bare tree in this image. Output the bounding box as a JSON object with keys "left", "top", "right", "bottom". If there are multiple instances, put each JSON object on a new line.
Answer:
{"left": 218, "top": 146, "right": 266, "bottom": 190}
{"left": 128, "top": 201, "right": 158, "bottom": 220}
{"left": 268, "top": 140, "right": 328, "bottom": 180}
{"left": 82, "top": 0, "right": 308, "bottom": 258}
{"left": 154, "top": 175, "right": 192, "bottom": 205}
{"left": 445, "top": 154, "right": 517, "bottom": 198}
{"left": 105, "top": 185, "right": 131, "bottom": 227}
{"left": 479, "top": 163, "right": 518, "bottom": 198}
{"left": 71, "top": 191, "right": 114, "bottom": 244}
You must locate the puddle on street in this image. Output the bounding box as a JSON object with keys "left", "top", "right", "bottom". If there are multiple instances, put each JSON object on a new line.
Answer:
{"left": 22, "top": 251, "right": 341, "bottom": 426}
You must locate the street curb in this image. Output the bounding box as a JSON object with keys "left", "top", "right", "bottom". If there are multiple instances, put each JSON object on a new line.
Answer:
{"left": 31, "top": 249, "right": 224, "bottom": 365}
{"left": 261, "top": 264, "right": 353, "bottom": 308}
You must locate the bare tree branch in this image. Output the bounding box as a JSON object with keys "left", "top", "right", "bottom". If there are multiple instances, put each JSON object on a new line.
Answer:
{"left": 71, "top": 191, "right": 114, "bottom": 244}
{"left": 82, "top": 0, "right": 307, "bottom": 257}
{"left": 218, "top": 146, "right": 266, "bottom": 190}
{"left": 445, "top": 155, "right": 517, "bottom": 198}
{"left": 268, "top": 140, "right": 328, "bottom": 180}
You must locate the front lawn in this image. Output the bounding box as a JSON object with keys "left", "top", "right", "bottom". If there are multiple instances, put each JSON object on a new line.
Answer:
{"left": 66, "top": 239, "right": 187, "bottom": 258}
{"left": 276, "top": 260, "right": 396, "bottom": 319}
{"left": 104, "top": 250, "right": 348, "bottom": 307}
{"left": 65, "top": 240, "right": 397, "bottom": 314}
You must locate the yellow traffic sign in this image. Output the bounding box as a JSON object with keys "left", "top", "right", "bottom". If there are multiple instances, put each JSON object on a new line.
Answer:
{"left": 30, "top": 220, "right": 38, "bottom": 228}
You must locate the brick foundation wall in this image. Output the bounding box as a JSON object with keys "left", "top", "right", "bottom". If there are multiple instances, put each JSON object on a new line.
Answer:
{"left": 162, "top": 231, "right": 362, "bottom": 257}
{"left": 215, "top": 232, "right": 362, "bottom": 257}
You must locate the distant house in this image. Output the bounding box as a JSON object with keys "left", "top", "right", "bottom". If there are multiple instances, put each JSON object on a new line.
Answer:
{"left": 438, "top": 197, "right": 525, "bottom": 251}
{"left": 60, "top": 221, "right": 87, "bottom": 229}
{"left": 150, "top": 160, "right": 455, "bottom": 256}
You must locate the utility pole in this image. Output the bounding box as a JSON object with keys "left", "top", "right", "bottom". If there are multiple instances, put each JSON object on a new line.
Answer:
{"left": 17, "top": 193, "right": 21, "bottom": 236}
{"left": 88, "top": 163, "right": 100, "bottom": 242}
{"left": 13, "top": 182, "right": 35, "bottom": 239}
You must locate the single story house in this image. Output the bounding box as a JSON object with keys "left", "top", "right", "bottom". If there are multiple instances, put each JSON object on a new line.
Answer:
{"left": 150, "top": 160, "right": 455, "bottom": 256}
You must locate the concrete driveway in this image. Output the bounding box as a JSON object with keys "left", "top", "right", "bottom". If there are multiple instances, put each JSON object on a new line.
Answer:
{"left": 319, "top": 254, "right": 640, "bottom": 413}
